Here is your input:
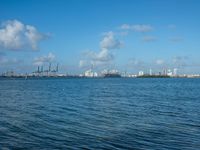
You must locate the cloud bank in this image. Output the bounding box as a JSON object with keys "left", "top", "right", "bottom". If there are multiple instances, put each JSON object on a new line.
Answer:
{"left": 0, "top": 20, "right": 46, "bottom": 51}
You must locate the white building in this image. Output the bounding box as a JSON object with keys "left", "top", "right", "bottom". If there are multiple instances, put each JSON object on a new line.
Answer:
{"left": 84, "top": 69, "right": 98, "bottom": 77}
{"left": 149, "top": 68, "right": 152, "bottom": 75}
{"left": 139, "top": 71, "right": 144, "bottom": 76}
{"left": 173, "top": 68, "right": 178, "bottom": 76}
{"left": 167, "top": 69, "right": 173, "bottom": 76}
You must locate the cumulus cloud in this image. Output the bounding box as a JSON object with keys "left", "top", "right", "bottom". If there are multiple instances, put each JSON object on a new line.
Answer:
{"left": 100, "top": 31, "right": 123, "bottom": 49}
{"left": 33, "top": 52, "right": 55, "bottom": 66}
{"left": 142, "top": 36, "right": 157, "bottom": 42}
{"left": 79, "top": 48, "right": 114, "bottom": 68}
{"left": 120, "top": 24, "right": 153, "bottom": 32}
{"left": 93, "top": 48, "right": 114, "bottom": 62}
{"left": 0, "top": 20, "right": 46, "bottom": 50}
{"left": 80, "top": 31, "right": 122, "bottom": 68}
{"left": 25, "top": 25, "right": 45, "bottom": 50}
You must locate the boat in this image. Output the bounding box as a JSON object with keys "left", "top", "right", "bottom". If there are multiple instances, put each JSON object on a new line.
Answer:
{"left": 103, "top": 73, "right": 121, "bottom": 78}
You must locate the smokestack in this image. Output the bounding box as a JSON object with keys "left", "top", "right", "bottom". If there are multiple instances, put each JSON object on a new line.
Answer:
{"left": 49, "top": 63, "right": 51, "bottom": 72}
{"left": 91, "top": 63, "right": 94, "bottom": 71}
{"left": 37, "top": 66, "right": 40, "bottom": 73}
{"left": 149, "top": 68, "right": 152, "bottom": 75}
{"left": 56, "top": 63, "right": 59, "bottom": 72}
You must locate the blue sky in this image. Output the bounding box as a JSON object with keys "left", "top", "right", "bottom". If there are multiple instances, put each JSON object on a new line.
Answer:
{"left": 0, "top": 0, "right": 200, "bottom": 74}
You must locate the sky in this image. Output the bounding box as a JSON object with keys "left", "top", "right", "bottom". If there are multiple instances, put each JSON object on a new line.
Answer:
{"left": 0, "top": 0, "right": 200, "bottom": 74}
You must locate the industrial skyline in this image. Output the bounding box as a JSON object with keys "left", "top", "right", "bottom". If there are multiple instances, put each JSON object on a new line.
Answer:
{"left": 2, "top": 63, "right": 200, "bottom": 78}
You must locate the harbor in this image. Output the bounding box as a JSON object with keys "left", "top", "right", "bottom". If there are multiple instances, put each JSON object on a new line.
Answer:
{"left": 1, "top": 64, "right": 200, "bottom": 79}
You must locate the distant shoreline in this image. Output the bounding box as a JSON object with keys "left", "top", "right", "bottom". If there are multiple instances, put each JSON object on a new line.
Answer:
{"left": 0, "top": 75, "right": 200, "bottom": 79}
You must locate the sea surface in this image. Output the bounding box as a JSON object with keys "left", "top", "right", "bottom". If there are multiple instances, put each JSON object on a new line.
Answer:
{"left": 0, "top": 78, "right": 200, "bottom": 150}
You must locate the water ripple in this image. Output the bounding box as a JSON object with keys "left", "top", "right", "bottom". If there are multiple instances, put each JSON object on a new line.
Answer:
{"left": 0, "top": 78, "right": 200, "bottom": 149}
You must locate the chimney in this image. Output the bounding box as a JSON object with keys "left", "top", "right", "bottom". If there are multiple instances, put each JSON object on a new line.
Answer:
{"left": 37, "top": 66, "right": 40, "bottom": 73}
{"left": 56, "top": 63, "right": 59, "bottom": 72}
{"left": 49, "top": 63, "right": 51, "bottom": 72}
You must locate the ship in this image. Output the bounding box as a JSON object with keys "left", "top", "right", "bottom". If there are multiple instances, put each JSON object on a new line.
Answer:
{"left": 103, "top": 70, "right": 121, "bottom": 78}
{"left": 137, "top": 75, "right": 170, "bottom": 78}
{"left": 103, "top": 73, "right": 121, "bottom": 78}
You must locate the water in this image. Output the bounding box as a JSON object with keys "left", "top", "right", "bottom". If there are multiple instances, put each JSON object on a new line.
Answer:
{"left": 0, "top": 78, "right": 200, "bottom": 150}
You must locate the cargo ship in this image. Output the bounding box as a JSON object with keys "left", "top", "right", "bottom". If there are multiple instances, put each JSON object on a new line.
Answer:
{"left": 103, "top": 70, "right": 121, "bottom": 78}
{"left": 103, "top": 73, "right": 121, "bottom": 78}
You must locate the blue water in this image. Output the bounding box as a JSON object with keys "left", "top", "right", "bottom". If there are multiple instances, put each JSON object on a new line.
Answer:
{"left": 0, "top": 78, "right": 200, "bottom": 150}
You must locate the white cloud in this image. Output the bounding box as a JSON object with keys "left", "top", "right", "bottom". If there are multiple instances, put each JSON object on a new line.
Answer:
{"left": 156, "top": 59, "right": 165, "bottom": 65}
{"left": 25, "top": 25, "right": 44, "bottom": 50}
{"left": 142, "top": 36, "right": 157, "bottom": 42}
{"left": 120, "top": 24, "right": 153, "bottom": 32}
{"left": 33, "top": 52, "right": 55, "bottom": 66}
{"left": 100, "top": 31, "right": 123, "bottom": 49}
{"left": 80, "top": 31, "right": 122, "bottom": 68}
{"left": 121, "top": 24, "right": 131, "bottom": 30}
{"left": 87, "top": 48, "right": 114, "bottom": 62}
{"left": 79, "top": 48, "right": 114, "bottom": 68}
{"left": 0, "top": 20, "right": 46, "bottom": 50}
